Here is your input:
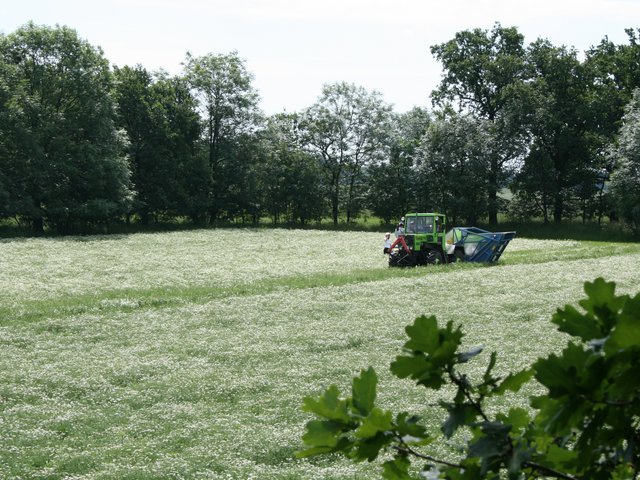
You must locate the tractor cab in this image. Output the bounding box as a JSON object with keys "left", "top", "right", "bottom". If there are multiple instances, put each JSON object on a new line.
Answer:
{"left": 389, "top": 213, "right": 447, "bottom": 266}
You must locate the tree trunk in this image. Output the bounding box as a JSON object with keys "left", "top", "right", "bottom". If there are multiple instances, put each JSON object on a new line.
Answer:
{"left": 331, "top": 172, "right": 340, "bottom": 226}
{"left": 346, "top": 174, "right": 357, "bottom": 225}
{"left": 487, "top": 158, "right": 499, "bottom": 225}
{"left": 597, "top": 183, "right": 605, "bottom": 225}
{"left": 553, "top": 192, "right": 563, "bottom": 224}
{"left": 140, "top": 209, "right": 150, "bottom": 226}
{"left": 332, "top": 190, "right": 339, "bottom": 226}
{"left": 32, "top": 217, "right": 44, "bottom": 234}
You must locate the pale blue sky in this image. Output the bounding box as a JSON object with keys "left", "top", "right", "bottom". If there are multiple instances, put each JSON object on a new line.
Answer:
{"left": 2, "top": 0, "right": 639, "bottom": 114}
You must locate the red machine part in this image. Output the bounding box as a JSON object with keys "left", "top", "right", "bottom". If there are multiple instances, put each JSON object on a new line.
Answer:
{"left": 389, "top": 235, "right": 411, "bottom": 255}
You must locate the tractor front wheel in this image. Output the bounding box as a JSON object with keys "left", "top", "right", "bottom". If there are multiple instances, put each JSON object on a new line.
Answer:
{"left": 389, "top": 250, "right": 416, "bottom": 267}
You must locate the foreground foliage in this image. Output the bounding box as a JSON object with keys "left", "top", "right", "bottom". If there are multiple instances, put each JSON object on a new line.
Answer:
{"left": 300, "top": 278, "right": 640, "bottom": 479}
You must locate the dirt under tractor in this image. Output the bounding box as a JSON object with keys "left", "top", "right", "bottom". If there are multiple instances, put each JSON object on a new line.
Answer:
{"left": 388, "top": 213, "right": 516, "bottom": 267}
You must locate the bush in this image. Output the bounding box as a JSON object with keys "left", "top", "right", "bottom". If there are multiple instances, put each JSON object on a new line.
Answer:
{"left": 299, "top": 278, "right": 640, "bottom": 479}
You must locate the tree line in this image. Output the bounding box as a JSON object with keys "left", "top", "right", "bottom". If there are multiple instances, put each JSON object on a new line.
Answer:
{"left": 1, "top": 22, "right": 639, "bottom": 234}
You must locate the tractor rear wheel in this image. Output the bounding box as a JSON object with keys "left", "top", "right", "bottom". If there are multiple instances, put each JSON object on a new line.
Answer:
{"left": 425, "top": 249, "right": 443, "bottom": 265}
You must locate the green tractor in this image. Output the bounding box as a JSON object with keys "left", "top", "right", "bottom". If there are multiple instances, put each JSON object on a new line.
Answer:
{"left": 388, "top": 213, "right": 448, "bottom": 266}
{"left": 388, "top": 212, "right": 516, "bottom": 267}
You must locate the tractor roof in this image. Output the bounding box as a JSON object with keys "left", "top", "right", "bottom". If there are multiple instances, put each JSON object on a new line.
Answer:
{"left": 405, "top": 212, "right": 445, "bottom": 217}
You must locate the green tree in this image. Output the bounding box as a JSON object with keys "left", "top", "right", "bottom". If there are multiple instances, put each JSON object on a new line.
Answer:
{"left": 584, "top": 29, "right": 640, "bottom": 224}
{"left": 609, "top": 89, "right": 640, "bottom": 232}
{"left": 431, "top": 23, "right": 528, "bottom": 224}
{"left": 113, "top": 66, "right": 204, "bottom": 223}
{"left": 516, "top": 40, "right": 595, "bottom": 224}
{"left": 183, "top": 51, "right": 260, "bottom": 221}
{"left": 586, "top": 28, "right": 640, "bottom": 142}
{"left": 300, "top": 278, "right": 640, "bottom": 479}
{"left": 0, "top": 23, "right": 132, "bottom": 233}
{"left": 258, "top": 113, "right": 325, "bottom": 224}
{"left": 153, "top": 74, "right": 210, "bottom": 222}
{"left": 0, "top": 57, "right": 20, "bottom": 220}
{"left": 301, "top": 82, "right": 392, "bottom": 225}
{"left": 213, "top": 131, "right": 263, "bottom": 223}
{"left": 367, "top": 108, "right": 430, "bottom": 224}
{"left": 414, "top": 111, "right": 489, "bottom": 225}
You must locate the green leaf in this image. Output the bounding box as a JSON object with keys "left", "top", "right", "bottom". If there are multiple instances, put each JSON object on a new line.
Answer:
{"left": 296, "top": 445, "right": 336, "bottom": 458}
{"left": 353, "top": 431, "right": 392, "bottom": 461}
{"left": 552, "top": 305, "right": 601, "bottom": 341}
{"left": 297, "top": 436, "right": 354, "bottom": 458}
{"left": 544, "top": 444, "right": 578, "bottom": 466}
{"left": 301, "top": 420, "right": 342, "bottom": 448}
{"left": 468, "top": 434, "right": 506, "bottom": 460}
{"left": 390, "top": 354, "right": 429, "bottom": 378}
{"left": 583, "top": 277, "right": 617, "bottom": 309}
{"left": 496, "top": 407, "right": 530, "bottom": 431}
{"left": 390, "top": 354, "right": 445, "bottom": 389}
{"left": 606, "top": 293, "right": 640, "bottom": 352}
{"left": 483, "top": 351, "right": 498, "bottom": 384}
{"left": 579, "top": 277, "right": 628, "bottom": 333}
{"left": 443, "top": 461, "right": 481, "bottom": 480}
{"left": 302, "top": 385, "right": 350, "bottom": 422}
{"left": 494, "top": 369, "right": 533, "bottom": 395}
{"left": 553, "top": 278, "right": 630, "bottom": 341}
{"left": 442, "top": 403, "right": 478, "bottom": 438}
{"left": 468, "top": 422, "right": 511, "bottom": 459}
{"left": 507, "top": 439, "right": 531, "bottom": 474}
{"left": 404, "top": 315, "right": 440, "bottom": 353}
{"left": 352, "top": 367, "right": 377, "bottom": 416}
{"left": 431, "top": 321, "right": 464, "bottom": 366}
{"left": 382, "top": 455, "right": 414, "bottom": 479}
{"left": 531, "top": 394, "right": 587, "bottom": 435}
{"left": 396, "top": 413, "right": 429, "bottom": 444}
{"left": 355, "top": 407, "right": 393, "bottom": 439}
{"left": 533, "top": 343, "right": 590, "bottom": 396}
{"left": 611, "top": 464, "right": 636, "bottom": 480}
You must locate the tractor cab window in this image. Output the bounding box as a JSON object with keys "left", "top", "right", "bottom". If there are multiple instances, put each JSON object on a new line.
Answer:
{"left": 410, "top": 216, "right": 433, "bottom": 234}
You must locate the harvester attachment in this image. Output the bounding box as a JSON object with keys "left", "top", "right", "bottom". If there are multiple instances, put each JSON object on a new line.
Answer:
{"left": 445, "top": 227, "right": 516, "bottom": 263}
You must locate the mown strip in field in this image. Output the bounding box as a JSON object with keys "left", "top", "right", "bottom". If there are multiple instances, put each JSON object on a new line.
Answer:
{"left": 2, "top": 241, "right": 640, "bottom": 327}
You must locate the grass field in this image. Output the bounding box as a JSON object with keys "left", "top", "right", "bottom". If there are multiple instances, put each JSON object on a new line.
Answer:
{"left": 1, "top": 229, "right": 640, "bottom": 479}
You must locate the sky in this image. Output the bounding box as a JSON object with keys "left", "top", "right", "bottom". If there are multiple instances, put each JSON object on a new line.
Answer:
{"left": 2, "top": 0, "right": 639, "bottom": 114}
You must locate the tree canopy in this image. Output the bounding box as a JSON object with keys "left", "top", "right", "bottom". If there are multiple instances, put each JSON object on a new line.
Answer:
{"left": 609, "top": 88, "right": 640, "bottom": 231}
{"left": 1, "top": 22, "right": 639, "bottom": 233}
{"left": 0, "top": 22, "right": 132, "bottom": 232}
{"left": 431, "top": 23, "right": 529, "bottom": 224}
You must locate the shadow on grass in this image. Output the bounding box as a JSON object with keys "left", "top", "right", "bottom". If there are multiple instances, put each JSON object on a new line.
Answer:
{"left": 1, "top": 218, "right": 637, "bottom": 243}
{"left": 487, "top": 221, "right": 639, "bottom": 243}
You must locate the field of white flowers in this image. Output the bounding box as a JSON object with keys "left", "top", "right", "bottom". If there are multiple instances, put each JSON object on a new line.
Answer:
{"left": 0, "top": 230, "right": 387, "bottom": 302}
{"left": 1, "top": 229, "right": 640, "bottom": 479}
